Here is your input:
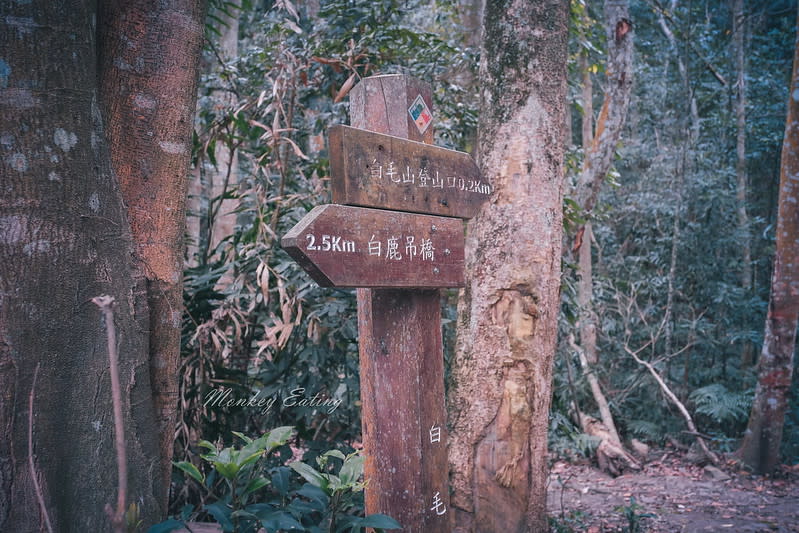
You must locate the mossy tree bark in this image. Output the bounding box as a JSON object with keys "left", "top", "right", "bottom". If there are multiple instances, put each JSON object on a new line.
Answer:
{"left": 2, "top": 1, "right": 158, "bottom": 530}
{"left": 447, "top": 0, "right": 569, "bottom": 531}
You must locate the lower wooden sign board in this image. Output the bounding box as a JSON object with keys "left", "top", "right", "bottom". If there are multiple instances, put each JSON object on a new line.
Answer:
{"left": 281, "top": 204, "right": 464, "bottom": 288}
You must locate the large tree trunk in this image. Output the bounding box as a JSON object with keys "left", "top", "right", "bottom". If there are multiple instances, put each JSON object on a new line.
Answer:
{"left": 447, "top": 1, "right": 569, "bottom": 531}
{"left": 737, "top": 10, "right": 799, "bottom": 475}
{"left": 98, "top": 0, "right": 205, "bottom": 504}
{"left": 0, "top": 1, "right": 165, "bottom": 530}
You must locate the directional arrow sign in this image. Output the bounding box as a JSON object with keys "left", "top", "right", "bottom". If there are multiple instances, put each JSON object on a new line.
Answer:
{"left": 328, "top": 125, "right": 490, "bottom": 219}
{"left": 281, "top": 204, "right": 464, "bottom": 288}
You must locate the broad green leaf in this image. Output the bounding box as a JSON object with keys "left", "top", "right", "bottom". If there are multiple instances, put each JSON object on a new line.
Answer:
{"left": 289, "top": 461, "right": 328, "bottom": 489}
{"left": 232, "top": 431, "right": 253, "bottom": 444}
{"left": 197, "top": 440, "right": 217, "bottom": 453}
{"left": 259, "top": 510, "right": 305, "bottom": 531}
{"left": 173, "top": 461, "right": 204, "bottom": 484}
{"left": 238, "top": 449, "right": 266, "bottom": 469}
{"left": 265, "top": 426, "right": 294, "bottom": 451}
{"left": 271, "top": 466, "right": 290, "bottom": 495}
{"left": 243, "top": 475, "right": 270, "bottom": 495}
{"left": 322, "top": 449, "right": 346, "bottom": 461}
{"left": 204, "top": 502, "right": 234, "bottom": 532}
{"left": 338, "top": 454, "right": 364, "bottom": 486}
{"left": 216, "top": 447, "right": 234, "bottom": 465}
{"left": 179, "top": 504, "right": 194, "bottom": 521}
{"left": 295, "top": 484, "right": 329, "bottom": 511}
{"left": 230, "top": 509, "right": 260, "bottom": 521}
{"left": 213, "top": 461, "right": 240, "bottom": 481}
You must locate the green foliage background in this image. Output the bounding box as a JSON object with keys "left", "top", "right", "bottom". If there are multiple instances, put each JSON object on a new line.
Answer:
{"left": 175, "top": 0, "right": 799, "bottom": 519}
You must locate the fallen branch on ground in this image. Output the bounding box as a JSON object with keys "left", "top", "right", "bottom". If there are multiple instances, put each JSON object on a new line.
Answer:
{"left": 623, "top": 344, "right": 719, "bottom": 465}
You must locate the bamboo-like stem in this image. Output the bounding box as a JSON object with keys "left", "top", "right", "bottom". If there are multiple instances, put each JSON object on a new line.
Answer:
{"left": 29, "top": 363, "right": 54, "bottom": 533}
{"left": 92, "top": 295, "right": 127, "bottom": 533}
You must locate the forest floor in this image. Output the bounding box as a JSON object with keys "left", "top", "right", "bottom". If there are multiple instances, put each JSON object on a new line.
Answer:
{"left": 547, "top": 451, "right": 799, "bottom": 532}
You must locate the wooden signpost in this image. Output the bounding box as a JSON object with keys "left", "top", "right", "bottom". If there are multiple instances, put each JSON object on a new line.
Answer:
{"left": 281, "top": 74, "right": 488, "bottom": 532}
{"left": 281, "top": 204, "right": 465, "bottom": 288}
{"left": 328, "top": 125, "right": 489, "bottom": 218}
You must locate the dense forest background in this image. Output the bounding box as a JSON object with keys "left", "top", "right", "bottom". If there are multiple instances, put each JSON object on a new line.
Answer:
{"left": 172, "top": 0, "right": 798, "bottom": 524}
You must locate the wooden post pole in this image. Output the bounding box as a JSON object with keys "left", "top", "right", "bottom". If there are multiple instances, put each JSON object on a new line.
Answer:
{"left": 350, "top": 75, "right": 450, "bottom": 532}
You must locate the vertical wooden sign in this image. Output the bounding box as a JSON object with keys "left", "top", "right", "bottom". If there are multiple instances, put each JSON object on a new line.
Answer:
{"left": 351, "top": 75, "right": 451, "bottom": 532}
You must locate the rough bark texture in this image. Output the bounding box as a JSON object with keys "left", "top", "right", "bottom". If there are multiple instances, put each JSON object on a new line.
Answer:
{"left": 0, "top": 1, "right": 163, "bottom": 530}
{"left": 738, "top": 12, "right": 799, "bottom": 474}
{"left": 98, "top": 0, "right": 205, "bottom": 504}
{"left": 447, "top": 1, "right": 569, "bottom": 531}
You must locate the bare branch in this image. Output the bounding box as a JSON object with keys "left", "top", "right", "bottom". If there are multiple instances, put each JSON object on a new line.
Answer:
{"left": 28, "top": 363, "right": 54, "bottom": 533}
{"left": 92, "top": 295, "right": 127, "bottom": 533}
{"left": 623, "top": 344, "right": 719, "bottom": 465}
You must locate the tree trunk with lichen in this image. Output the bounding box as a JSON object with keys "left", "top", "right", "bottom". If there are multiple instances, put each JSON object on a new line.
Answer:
{"left": 0, "top": 1, "right": 169, "bottom": 530}
{"left": 737, "top": 13, "right": 799, "bottom": 475}
{"left": 447, "top": 1, "right": 569, "bottom": 531}
{"left": 98, "top": 0, "right": 205, "bottom": 505}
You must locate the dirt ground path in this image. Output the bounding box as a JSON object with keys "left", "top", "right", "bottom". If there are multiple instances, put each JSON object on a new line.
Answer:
{"left": 547, "top": 453, "right": 799, "bottom": 532}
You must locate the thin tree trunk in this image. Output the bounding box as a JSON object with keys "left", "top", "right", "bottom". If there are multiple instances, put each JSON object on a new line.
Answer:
{"left": 187, "top": 0, "right": 240, "bottom": 267}
{"left": 733, "top": 0, "right": 756, "bottom": 368}
{"left": 570, "top": 0, "right": 634, "bottom": 472}
{"left": 737, "top": 11, "right": 799, "bottom": 474}
{"left": 447, "top": 1, "right": 569, "bottom": 531}
{"left": 98, "top": 0, "right": 205, "bottom": 506}
{"left": 575, "top": 0, "right": 634, "bottom": 216}
{"left": 575, "top": 41, "right": 622, "bottom": 447}
{"left": 663, "top": 147, "right": 685, "bottom": 362}
{"left": 733, "top": 0, "right": 752, "bottom": 291}
{"left": 657, "top": 0, "right": 698, "bottom": 374}
{"left": 0, "top": 1, "right": 163, "bottom": 529}
{"left": 458, "top": 0, "right": 483, "bottom": 49}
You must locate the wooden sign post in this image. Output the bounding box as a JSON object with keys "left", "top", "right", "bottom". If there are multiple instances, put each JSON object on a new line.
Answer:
{"left": 281, "top": 74, "right": 487, "bottom": 531}
{"left": 328, "top": 124, "right": 490, "bottom": 218}
{"left": 281, "top": 204, "right": 465, "bottom": 288}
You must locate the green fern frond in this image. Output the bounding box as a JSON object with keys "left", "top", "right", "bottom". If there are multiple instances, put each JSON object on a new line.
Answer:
{"left": 689, "top": 383, "right": 752, "bottom": 425}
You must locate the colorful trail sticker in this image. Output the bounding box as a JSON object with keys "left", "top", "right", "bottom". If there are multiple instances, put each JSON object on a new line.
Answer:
{"left": 408, "top": 94, "right": 433, "bottom": 134}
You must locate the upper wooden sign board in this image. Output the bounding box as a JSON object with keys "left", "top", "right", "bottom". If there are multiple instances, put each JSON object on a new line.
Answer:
{"left": 281, "top": 204, "right": 464, "bottom": 288}
{"left": 328, "top": 125, "right": 489, "bottom": 219}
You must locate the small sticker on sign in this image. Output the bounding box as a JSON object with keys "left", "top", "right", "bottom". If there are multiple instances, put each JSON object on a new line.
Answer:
{"left": 408, "top": 94, "right": 433, "bottom": 134}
